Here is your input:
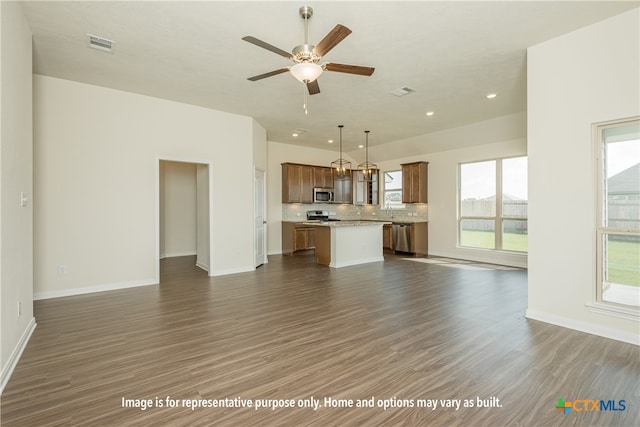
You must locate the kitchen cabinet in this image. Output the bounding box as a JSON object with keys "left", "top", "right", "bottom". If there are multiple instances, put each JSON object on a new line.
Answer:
{"left": 383, "top": 223, "right": 393, "bottom": 250}
{"left": 282, "top": 163, "right": 314, "bottom": 203}
{"left": 401, "top": 161, "right": 428, "bottom": 204}
{"left": 353, "top": 170, "right": 379, "bottom": 205}
{"left": 333, "top": 172, "right": 352, "bottom": 204}
{"left": 282, "top": 222, "right": 316, "bottom": 254}
{"left": 313, "top": 167, "right": 334, "bottom": 189}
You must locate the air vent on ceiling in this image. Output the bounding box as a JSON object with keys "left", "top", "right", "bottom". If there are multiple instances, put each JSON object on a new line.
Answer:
{"left": 390, "top": 86, "right": 416, "bottom": 97}
{"left": 87, "top": 34, "right": 115, "bottom": 53}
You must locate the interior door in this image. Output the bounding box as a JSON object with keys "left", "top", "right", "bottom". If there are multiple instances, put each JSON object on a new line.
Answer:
{"left": 255, "top": 168, "right": 266, "bottom": 267}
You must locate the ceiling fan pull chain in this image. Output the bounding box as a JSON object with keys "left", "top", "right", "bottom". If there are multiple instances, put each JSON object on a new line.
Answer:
{"left": 303, "top": 84, "right": 308, "bottom": 115}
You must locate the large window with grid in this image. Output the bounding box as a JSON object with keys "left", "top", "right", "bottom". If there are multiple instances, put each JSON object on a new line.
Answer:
{"left": 595, "top": 117, "right": 639, "bottom": 311}
{"left": 458, "top": 157, "right": 528, "bottom": 252}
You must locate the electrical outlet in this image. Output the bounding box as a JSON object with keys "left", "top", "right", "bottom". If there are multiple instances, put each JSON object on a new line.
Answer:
{"left": 18, "top": 302, "right": 22, "bottom": 317}
{"left": 58, "top": 265, "right": 67, "bottom": 275}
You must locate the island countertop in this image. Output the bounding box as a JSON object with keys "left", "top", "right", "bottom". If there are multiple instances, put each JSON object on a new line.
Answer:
{"left": 303, "top": 220, "right": 391, "bottom": 227}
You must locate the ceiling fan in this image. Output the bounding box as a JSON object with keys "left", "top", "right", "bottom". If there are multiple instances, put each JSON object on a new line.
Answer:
{"left": 242, "top": 5, "right": 375, "bottom": 97}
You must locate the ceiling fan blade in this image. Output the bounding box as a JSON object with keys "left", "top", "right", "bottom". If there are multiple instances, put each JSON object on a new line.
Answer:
{"left": 242, "top": 36, "right": 292, "bottom": 59}
{"left": 314, "top": 24, "right": 352, "bottom": 57}
{"left": 307, "top": 79, "right": 320, "bottom": 95}
{"left": 247, "top": 68, "right": 290, "bottom": 81}
{"left": 325, "top": 63, "right": 375, "bottom": 76}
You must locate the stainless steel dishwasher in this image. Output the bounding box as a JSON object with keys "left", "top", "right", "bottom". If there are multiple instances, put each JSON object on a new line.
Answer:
{"left": 392, "top": 223, "right": 412, "bottom": 253}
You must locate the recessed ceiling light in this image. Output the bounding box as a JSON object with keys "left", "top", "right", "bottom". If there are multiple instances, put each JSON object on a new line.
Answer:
{"left": 486, "top": 93, "right": 497, "bottom": 99}
{"left": 358, "top": 144, "right": 364, "bottom": 149}
{"left": 328, "top": 139, "right": 334, "bottom": 144}
{"left": 292, "top": 133, "right": 299, "bottom": 137}
{"left": 426, "top": 111, "right": 435, "bottom": 116}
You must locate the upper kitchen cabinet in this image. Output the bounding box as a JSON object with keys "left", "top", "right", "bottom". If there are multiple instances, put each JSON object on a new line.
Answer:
{"left": 353, "top": 170, "right": 379, "bottom": 205}
{"left": 282, "top": 163, "right": 314, "bottom": 203}
{"left": 313, "top": 167, "right": 334, "bottom": 189}
{"left": 401, "top": 161, "right": 428, "bottom": 204}
{"left": 333, "top": 172, "right": 352, "bottom": 204}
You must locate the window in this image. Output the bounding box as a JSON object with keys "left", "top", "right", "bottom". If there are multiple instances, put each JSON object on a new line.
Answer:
{"left": 458, "top": 157, "right": 528, "bottom": 252}
{"left": 383, "top": 170, "right": 405, "bottom": 209}
{"left": 595, "top": 118, "right": 639, "bottom": 311}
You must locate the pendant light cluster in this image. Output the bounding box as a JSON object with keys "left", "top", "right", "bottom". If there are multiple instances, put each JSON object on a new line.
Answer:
{"left": 331, "top": 126, "right": 378, "bottom": 181}
{"left": 331, "top": 125, "right": 351, "bottom": 180}
{"left": 357, "top": 130, "right": 377, "bottom": 181}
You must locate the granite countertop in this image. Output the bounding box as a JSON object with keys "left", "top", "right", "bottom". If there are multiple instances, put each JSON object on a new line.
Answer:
{"left": 285, "top": 219, "right": 427, "bottom": 224}
{"left": 303, "top": 220, "right": 392, "bottom": 227}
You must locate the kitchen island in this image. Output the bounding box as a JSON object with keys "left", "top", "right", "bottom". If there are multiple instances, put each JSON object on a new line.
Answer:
{"left": 311, "top": 221, "right": 390, "bottom": 268}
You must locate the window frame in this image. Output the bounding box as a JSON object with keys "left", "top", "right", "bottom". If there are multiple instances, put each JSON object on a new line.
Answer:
{"left": 382, "top": 169, "right": 406, "bottom": 209}
{"left": 457, "top": 156, "right": 528, "bottom": 253}
{"left": 591, "top": 117, "right": 640, "bottom": 319}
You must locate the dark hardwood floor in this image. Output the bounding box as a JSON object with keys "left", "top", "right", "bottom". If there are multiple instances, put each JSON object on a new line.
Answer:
{"left": 1, "top": 254, "right": 638, "bottom": 426}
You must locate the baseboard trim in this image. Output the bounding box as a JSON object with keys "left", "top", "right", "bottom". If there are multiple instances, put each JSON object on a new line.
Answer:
{"left": 1, "top": 317, "right": 36, "bottom": 395}
{"left": 211, "top": 266, "right": 254, "bottom": 277}
{"left": 195, "top": 262, "right": 209, "bottom": 272}
{"left": 525, "top": 309, "right": 640, "bottom": 345}
{"left": 34, "top": 278, "right": 158, "bottom": 300}
{"left": 161, "top": 251, "right": 197, "bottom": 259}
{"left": 428, "top": 250, "right": 528, "bottom": 269}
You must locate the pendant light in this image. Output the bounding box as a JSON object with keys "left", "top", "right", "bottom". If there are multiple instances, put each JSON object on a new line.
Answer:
{"left": 357, "top": 130, "right": 377, "bottom": 181}
{"left": 331, "top": 125, "right": 351, "bottom": 180}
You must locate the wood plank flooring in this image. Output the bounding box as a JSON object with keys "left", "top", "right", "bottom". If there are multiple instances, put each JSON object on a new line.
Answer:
{"left": 1, "top": 254, "right": 638, "bottom": 426}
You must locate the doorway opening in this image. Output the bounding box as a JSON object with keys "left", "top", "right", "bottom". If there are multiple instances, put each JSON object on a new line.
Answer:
{"left": 156, "top": 157, "right": 213, "bottom": 282}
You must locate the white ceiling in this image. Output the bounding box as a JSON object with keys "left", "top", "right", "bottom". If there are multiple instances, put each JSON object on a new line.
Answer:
{"left": 20, "top": 1, "right": 638, "bottom": 152}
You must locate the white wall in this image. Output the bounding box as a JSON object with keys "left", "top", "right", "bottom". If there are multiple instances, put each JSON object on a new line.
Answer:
{"left": 160, "top": 160, "right": 197, "bottom": 258}
{"left": 0, "top": 1, "right": 36, "bottom": 393}
{"left": 527, "top": 8, "right": 640, "bottom": 344}
{"left": 33, "top": 75, "right": 261, "bottom": 299}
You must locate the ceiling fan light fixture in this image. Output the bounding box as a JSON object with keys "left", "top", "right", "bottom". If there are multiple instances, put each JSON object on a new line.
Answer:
{"left": 290, "top": 62, "right": 323, "bottom": 83}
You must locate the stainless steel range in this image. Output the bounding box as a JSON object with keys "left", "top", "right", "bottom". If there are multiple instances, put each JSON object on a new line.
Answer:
{"left": 306, "top": 210, "right": 340, "bottom": 222}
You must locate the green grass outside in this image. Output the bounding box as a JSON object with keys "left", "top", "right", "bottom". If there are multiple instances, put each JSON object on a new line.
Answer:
{"left": 459, "top": 230, "right": 527, "bottom": 252}
{"left": 459, "top": 230, "right": 640, "bottom": 287}
{"left": 607, "top": 240, "right": 640, "bottom": 287}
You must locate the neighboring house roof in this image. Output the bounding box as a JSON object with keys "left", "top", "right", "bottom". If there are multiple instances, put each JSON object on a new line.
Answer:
{"left": 609, "top": 163, "right": 640, "bottom": 195}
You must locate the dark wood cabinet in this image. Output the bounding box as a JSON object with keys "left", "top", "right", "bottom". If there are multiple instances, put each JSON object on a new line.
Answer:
{"left": 409, "top": 222, "right": 429, "bottom": 255}
{"left": 313, "top": 167, "right": 334, "bottom": 189}
{"left": 282, "top": 163, "right": 314, "bottom": 203}
{"left": 282, "top": 222, "right": 316, "bottom": 254}
{"left": 401, "top": 161, "right": 428, "bottom": 204}
{"left": 383, "top": 224, "right": 393, "bottom": 250}
{"left": 294, "top": 226, "right": 315, "bottom": 251}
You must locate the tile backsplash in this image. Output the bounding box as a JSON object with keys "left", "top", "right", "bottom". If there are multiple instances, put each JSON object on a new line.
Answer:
{"left": 283, "top": 203, "right": 429, "bottom": 222}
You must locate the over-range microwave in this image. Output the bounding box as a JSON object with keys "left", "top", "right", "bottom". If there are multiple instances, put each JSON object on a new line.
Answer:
{"left": 313, "top": 188, "right": 334, "bottom": 203}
